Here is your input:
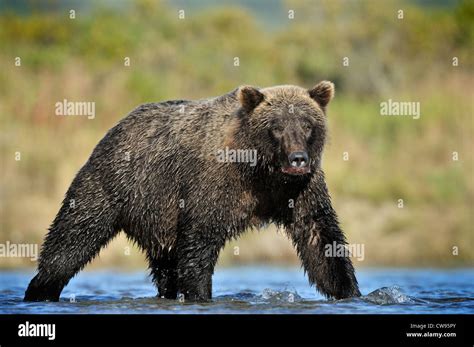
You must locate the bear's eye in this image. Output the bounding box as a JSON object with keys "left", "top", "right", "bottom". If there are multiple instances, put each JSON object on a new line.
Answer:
{"left": 270, "top": 126, "right": 284, "bottom": 138}
{"left": 302, "top": 123, "right": 313, "bottom": 134}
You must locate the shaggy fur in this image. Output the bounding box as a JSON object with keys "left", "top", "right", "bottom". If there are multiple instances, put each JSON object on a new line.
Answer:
{"left": 24, "top": 81, "right": 361, "bottom": 302}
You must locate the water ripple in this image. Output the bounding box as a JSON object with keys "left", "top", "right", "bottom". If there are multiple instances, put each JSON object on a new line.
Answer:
{"left": 0, "top": 267, "right": 473, "bottom": 314}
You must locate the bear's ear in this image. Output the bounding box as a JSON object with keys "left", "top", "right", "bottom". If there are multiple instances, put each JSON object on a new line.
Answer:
{"left": 238, "top": 86, "right": 265, "bottom": 113}
{"left": 308, "top": 81, "right": 335, "bottom": 108}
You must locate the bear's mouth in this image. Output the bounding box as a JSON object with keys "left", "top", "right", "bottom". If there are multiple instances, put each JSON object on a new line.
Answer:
{"left": 281, "top": 166, "right": 311, "bottom": 175}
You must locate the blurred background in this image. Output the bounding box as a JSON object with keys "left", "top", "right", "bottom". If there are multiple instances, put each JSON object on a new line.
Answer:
{"left": 0, "top": 0, "right": 472, "bottom": 270}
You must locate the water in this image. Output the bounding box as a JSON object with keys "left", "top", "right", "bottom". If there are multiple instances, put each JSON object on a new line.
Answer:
{"left": 0, "top": 267, "right": 473, "bottom": 314}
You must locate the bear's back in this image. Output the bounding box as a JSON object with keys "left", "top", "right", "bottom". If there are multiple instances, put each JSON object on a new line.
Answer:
{"left": 85, "top": 90, "right": 240, "bottom": 179}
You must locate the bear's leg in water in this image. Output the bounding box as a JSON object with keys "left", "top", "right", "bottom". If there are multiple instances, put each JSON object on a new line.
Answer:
{"left": 24, "top": 173, "right": 120, "bottom": 302}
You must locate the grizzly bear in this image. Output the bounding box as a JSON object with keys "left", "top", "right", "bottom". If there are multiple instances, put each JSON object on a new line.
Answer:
{"left": 25, "top": 81, "right": 361, "bottom": 302}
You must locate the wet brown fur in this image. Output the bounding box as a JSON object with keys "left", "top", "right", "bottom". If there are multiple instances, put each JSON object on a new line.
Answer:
{"left": 25, "top": 82, "right": 360, "bottom": 302}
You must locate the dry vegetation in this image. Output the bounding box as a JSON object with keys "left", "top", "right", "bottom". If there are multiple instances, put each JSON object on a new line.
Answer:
{"left": 0, "top": 0, "right": 472, "bottom": 268}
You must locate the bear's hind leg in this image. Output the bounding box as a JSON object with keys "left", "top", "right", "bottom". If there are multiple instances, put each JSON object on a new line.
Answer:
{"left": 25, "top": 218, "right": 119, "bottom": 301}
{"left": 175, "top": 233, "right": 223, "bottom": 302}
{"left": 148, "top": 248, "right": 178, "bottom": 300}
{"left": 25, "top": 175, "right": 120, "bottom": 302}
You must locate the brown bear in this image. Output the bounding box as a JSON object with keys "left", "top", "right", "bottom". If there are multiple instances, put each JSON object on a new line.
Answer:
{"left": 25, "top": 81, "right": 361, "bottom": 302}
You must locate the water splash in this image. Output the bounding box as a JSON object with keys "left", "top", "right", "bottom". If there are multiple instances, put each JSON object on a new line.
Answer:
{"left": 218, "top": 288, "right": 302, "bottom": 304}
{"left": 363, "top": 286, "right": 415, "bottom": 305}
{"left": 261, "top": 288, "right": 302, "bottom": 303}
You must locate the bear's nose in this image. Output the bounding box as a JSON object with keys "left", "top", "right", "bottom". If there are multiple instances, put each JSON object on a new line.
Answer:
{"left": 288, "top": 151, "right": 309, "bottom": 168}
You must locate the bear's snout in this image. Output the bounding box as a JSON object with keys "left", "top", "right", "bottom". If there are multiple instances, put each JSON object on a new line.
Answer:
{"left": 281, "top": 151, "right": 311, "bottom": 175}
{"left": 288, "top": 151, "right": 308, "bottom": 168}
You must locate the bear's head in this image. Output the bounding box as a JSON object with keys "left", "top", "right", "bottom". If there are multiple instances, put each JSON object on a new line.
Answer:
{"left": 235, "top": 81, "right": 334, "bottom": 177}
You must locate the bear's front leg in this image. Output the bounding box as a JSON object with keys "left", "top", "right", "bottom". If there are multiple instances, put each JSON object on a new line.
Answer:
{"left": 174, "top": 233, "right": 221, "bottom": 302}
{"left": 286, "top": 170, "right": 361, "bottom": 300}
